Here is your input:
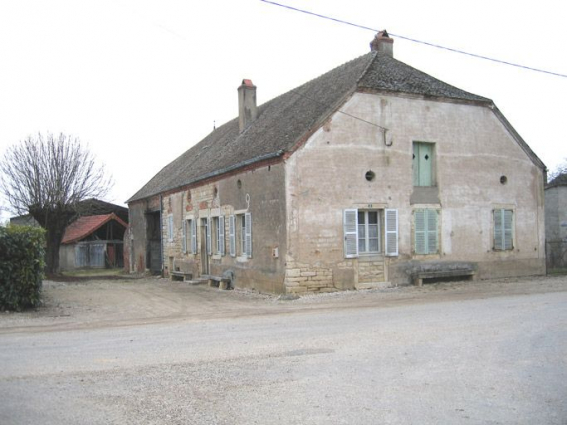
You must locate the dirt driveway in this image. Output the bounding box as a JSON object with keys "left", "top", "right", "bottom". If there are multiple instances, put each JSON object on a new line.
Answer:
{"left": 2, "top": 273, "right": 567, "bottom": 333}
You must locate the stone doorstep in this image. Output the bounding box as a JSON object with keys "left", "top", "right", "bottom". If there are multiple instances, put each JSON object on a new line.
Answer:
{"left": 355, "top": 281, "right": 392, "bottom": 290}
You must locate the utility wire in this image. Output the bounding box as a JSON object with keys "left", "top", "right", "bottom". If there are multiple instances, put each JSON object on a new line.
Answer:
{"left": 290, "top": 89, "right": 389, "bottom": 132}
{"left": 260, "top": 0, "right": 567, "bottom": 79}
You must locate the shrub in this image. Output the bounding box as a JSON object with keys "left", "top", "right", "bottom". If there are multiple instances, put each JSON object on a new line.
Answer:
{"left": 0, "top": 226, "right": 45, "bottom": 311}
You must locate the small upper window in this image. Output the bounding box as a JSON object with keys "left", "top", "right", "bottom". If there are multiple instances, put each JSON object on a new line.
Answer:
{"left": 413, "top": 142, "right": 435, "bottom": 187}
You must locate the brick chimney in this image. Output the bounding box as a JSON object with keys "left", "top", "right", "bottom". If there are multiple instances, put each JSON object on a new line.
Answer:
{"left": 238, "top": 79, "right": 258, "bottom": 132}
{"left": 370, "top": 30, "right": 393, "bottom": 57}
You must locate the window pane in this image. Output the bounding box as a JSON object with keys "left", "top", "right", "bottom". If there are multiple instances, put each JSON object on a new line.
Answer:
{"left": 368, "top": 224, "right": 378, "bottom": 238}
{"left": 358, "top": 211, "right": 365, "bottom": 224}
{"left": 358, "top": 239, "right": 365, "bottom": 252}
{"left": 358, "top": 224, "right": 365, "bottom": 238}
{"left": 368, "top": 211, "right": 378, "bottom": 224}
{"left": 369, "top": 238, "right": 379, "bottom": 252}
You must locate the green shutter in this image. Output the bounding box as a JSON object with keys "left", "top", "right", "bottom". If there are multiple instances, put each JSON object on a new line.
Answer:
{"left": 413, "top": 142, "right": 433, "bottom": 187}
{"left": 415, "top": 210, "right": 426, "bottom": 254}
{"left": 494, "top": 209, "right": 513, "bottom": 250}
{"left": 415, "top": 209, "right": 438, "bottom": 254}
{"left": 426, "top": 209, "right": 438, "bottom": 254}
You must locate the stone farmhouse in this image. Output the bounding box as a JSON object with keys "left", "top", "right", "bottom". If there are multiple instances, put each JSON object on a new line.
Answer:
{"left": 126, "top": 31, "right": 546, "bottom": 294}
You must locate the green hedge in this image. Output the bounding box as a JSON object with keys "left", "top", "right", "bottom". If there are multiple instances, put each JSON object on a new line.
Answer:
{"left": 0, "top": 226, "right": 45, "bottom": 311}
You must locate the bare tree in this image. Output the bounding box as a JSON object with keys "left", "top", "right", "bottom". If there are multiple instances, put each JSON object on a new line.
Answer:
{"left": 0, "top": 133, "right": 113, "bottom": 274}
{"left": 548, "top": 158, "right": 567, "bottom": 184}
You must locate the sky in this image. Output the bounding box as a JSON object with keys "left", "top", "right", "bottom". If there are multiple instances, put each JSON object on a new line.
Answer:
{"left": 1, "top": 0, "right": 566, "bottom": 221}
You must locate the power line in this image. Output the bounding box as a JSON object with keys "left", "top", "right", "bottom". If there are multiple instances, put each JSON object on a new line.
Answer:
{"left": 260, "top": 0, "right": 567, "bottom": 79}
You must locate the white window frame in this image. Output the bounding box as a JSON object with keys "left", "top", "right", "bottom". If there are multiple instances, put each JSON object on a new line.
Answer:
{"left": 344, "top": 208, "right": 398, "bottom": 258}
{"left": 357, "top": 210, "right": 381, "bottom": 254}
{"left": 191, "top": 219, "right": 197, "bottom": 254}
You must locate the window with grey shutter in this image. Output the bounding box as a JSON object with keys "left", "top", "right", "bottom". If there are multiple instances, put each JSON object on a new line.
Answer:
{"left": 206, "top": 217, "right": 211, "bottom": 255}
{"left": 219, "top": 216, "right": 225, "bottom": 256}
{"left": 229, "top": 215, "right": 236, "bottom": 257}
{"left": 182, "top": 220, "right": 187, "bottom": 254}
{"left": 191, "top": 219, "right": 197, "bottom": 254}
{"left": 494, "top": 209, "right": 513, "bottom": 250}
{"left": 343, "top": 209, "right": 358, "bottom": 258}
{"left": 385, "top": 209, "right": 398, "bottom": 256}
{"left": 245, "top": 212, "right": 252, "bottom": 258}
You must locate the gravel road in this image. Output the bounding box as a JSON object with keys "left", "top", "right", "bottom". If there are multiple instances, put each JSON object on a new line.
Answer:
{"left": 1, "top": 275, "right": 566, "bottom": 424}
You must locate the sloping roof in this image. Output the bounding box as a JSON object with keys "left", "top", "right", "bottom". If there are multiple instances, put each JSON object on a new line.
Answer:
{"left": 546, "top": 173, "right": 567, "bottom": 189}
{"left": 128, "top": 51, "right": 494, "bottom": 203}
{"left": 62, "top": 213, "right": 128, "bottom": 245}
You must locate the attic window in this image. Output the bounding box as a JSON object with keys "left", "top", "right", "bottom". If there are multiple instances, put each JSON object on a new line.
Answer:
{"left": 365, "top": 171, "right": 376, "bottom": 182}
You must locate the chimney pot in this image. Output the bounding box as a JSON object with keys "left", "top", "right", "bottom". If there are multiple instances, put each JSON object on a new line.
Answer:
{"left": 370, "top": 30, "right": 393, "bottom": 57}
{"left": 238, "top": 79, "right": 258, "bottom": 132}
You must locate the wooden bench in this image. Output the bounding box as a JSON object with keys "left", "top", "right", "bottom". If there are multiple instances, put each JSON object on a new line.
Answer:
{"left": 409, "top": 263, "right": 477, "bottom": 286}
{"left": 170, "top": 270, "right": 193, "bottom": 282}
{"left": 202, "top": 274, "right": 232, "bottom": 290}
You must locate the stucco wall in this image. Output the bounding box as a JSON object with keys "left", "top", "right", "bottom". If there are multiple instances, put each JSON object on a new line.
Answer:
{"left": 285, "top": 92, "right": 545, "bottom": 292}
{"left": 545, "top": 185, "right": 567, "bottom": 268}
{"left": 161, "top": 163, "right": 287, "bottom": 293}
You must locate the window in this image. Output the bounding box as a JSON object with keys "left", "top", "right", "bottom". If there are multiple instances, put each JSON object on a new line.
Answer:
{"left": 494, "top": 209, "right": 513, "bottom": 250}
{"left": 232, "top": 213, "right": 252, "bottom": 258}
{"left": 183, "top": 219, "right": 196, "bottom": 254}
{"left": 212, "top": 216, "right": 225, "bottom": 255}
{"left": 167, "top": 215, "right": 174, "bottom": 242}
{"left": 344, "top": 209, "right": 398, "bottom": 258}
{"left": 182, "top": 220, "right": 187, "bottom": 253}
{"left": 413, "top": 142, "right": 434, "bottom": 187}
{"left": 358, "top": 211, "right": 381, "bottom": 254}
{"left": 414, "top": 209, "right": 439, "bottom": 255}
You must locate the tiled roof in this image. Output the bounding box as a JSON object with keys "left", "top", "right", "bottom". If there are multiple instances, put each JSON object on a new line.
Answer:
{"left": 62, "top": 213, "right": 128, "bottom": 245}
{"left": 128, "top": 51, "right": 493, "bottom": 203}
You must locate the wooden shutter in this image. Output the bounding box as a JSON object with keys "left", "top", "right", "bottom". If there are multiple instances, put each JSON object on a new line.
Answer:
{"left": 343, "top": 209, "right": 359, "bottom": 258}
{"left": 219, "top": 216, "right": 225, "bottom": 256}
{"left": 245, "top": 212, "right": 252, "bottom": 258}
{"left": 503, "top": 209, "right": 513, "bottom": 250}
{"left": 427, "top": 209, "right": 438, "bottom": 254}
{"left": 206, "top": 217, "right": 211, "bottom": 255}
{"left": 413, "top": 142, "right": 433, "bottom": 187}
{"left": 191, "top": 219, "right": 197, "bottom": 254}
{"left": 229, "top": 215, "right": 236, "bottom": 257}
{"left": 494, "top": 209, "right": 503, "bottom": 250}
{"left": 494, "top": 209, "right": 513, "bottom": 250}
{"left": 385, "top": 209, "right": 398, "bottom": 256}
{"left": 182, "top": 220, "right": 187, "bottom": 254}
{"left": 414, "top": 209, "right": 426, "bottom": 254}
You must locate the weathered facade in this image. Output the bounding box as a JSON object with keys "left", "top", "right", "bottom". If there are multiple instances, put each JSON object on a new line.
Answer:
{"left": 545, "top": 175, "right": 567, "bottom": 269}
{"left": 127, "top": 32, "right": 546, "bottom": 293}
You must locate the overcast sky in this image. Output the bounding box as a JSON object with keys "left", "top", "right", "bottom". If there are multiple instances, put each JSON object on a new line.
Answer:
{"left": 1, "top": 0, "right": 566, "bottom": 221}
